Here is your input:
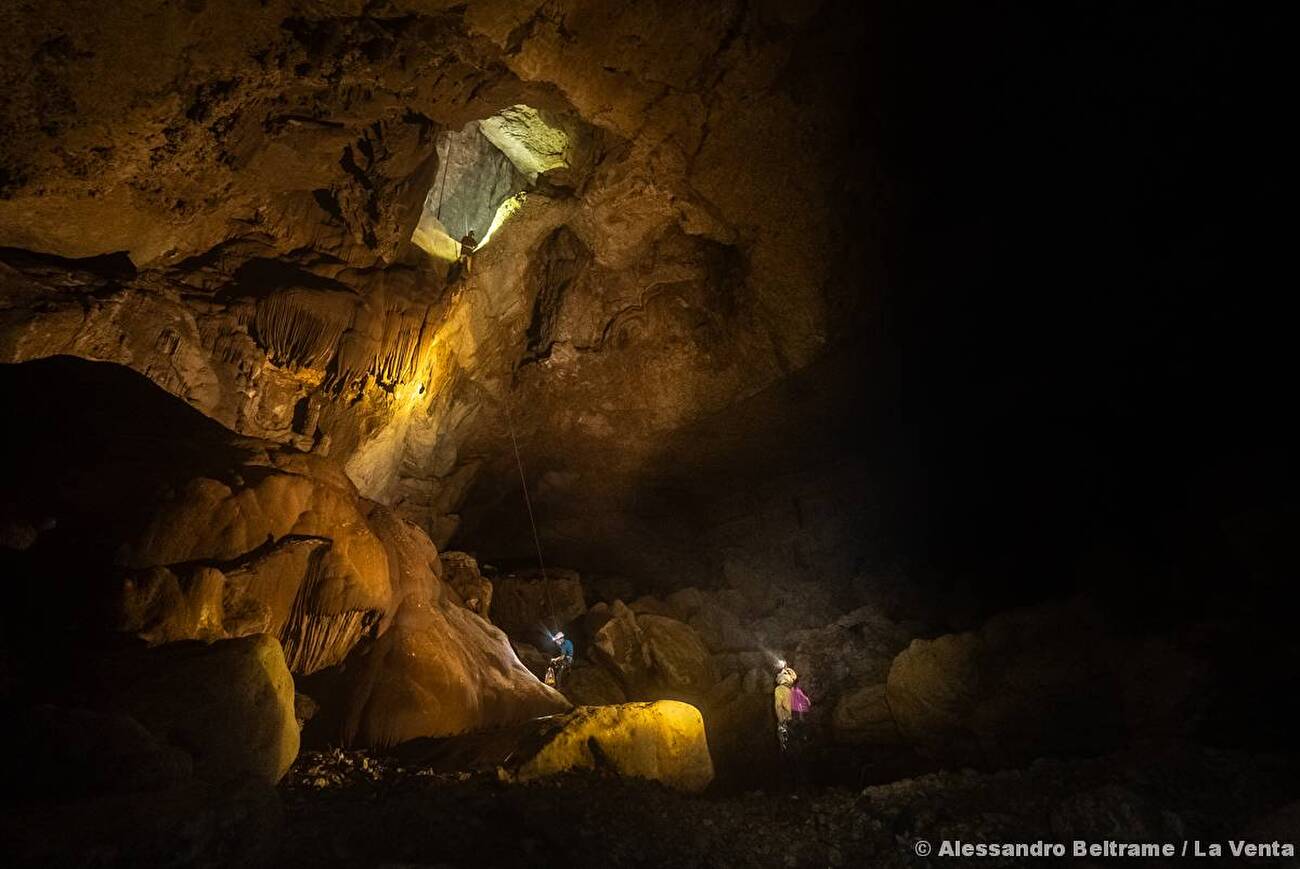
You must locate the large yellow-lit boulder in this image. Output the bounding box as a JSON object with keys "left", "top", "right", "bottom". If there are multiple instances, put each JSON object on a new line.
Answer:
{"left": 512, "top": 700, "right": 714, "bottom": 793}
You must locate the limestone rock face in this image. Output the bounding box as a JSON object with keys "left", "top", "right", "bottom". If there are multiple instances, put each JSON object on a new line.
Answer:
{"left": 509, "top": 641, "right": 551, "bottom": 681}
{"left": 490, "top": 568, "right": 586, "bottom": 643}
{"left": 0, "top": 0, "right": 887, "bottom": 788}
{"left": 511, "top": 701, "right": 714, "bottom": 793}
{"left": 0, "top": 0, "right": 874, "bottom": 605}
{"left": 93, "top": 634, "right": 299, "bottom": 786}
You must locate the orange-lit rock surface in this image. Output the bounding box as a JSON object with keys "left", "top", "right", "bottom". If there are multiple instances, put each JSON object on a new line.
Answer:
{"left": 0, "top": 0, "right": 873, "bottom": 601}
{"left": 1, "top": 357, "right": 567, "bottom": 756}
{"left": 338, "top": 595, "right": 566, "bottom": 748}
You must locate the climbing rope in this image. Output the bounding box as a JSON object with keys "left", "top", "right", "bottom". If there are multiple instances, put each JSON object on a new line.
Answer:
{"left": 434, "top": 132, "right": 455, "bottom": 222}
{"left": 503, "top": 392, "right": 559, "bottom": 632}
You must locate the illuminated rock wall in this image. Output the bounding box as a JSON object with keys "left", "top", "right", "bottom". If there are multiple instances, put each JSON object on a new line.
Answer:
{"left": 0, "top": 2, "right": 872, "bottom": 599}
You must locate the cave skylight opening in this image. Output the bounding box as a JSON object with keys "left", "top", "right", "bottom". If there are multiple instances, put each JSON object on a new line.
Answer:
{"left": 411, "top": 105, "right": 573, "bottom": 262}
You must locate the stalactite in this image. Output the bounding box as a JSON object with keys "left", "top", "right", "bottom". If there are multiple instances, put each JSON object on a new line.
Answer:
{"left": 323, "top": 302, "right": 434, "bottom": 393}
{"left": 252, "top": 289, "right": 356, "bottom": 371}
{"left": 279, "top": 545, "right": 379, "bottom": 674}
{"left": 282, "top": 608, "right": 374, "bottom": 674}
{"left": 372, "top": 306, "right": 426, "bottom": 388}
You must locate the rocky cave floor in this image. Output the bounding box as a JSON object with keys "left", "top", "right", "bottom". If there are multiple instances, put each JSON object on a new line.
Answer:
{"left": 277, "top": 743, "right": 1300, "bottom": 868}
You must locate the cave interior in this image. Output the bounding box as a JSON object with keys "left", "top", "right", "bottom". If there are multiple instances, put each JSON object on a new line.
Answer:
{"left": 0, "top": 1, "right": 1291, "bottom": 867}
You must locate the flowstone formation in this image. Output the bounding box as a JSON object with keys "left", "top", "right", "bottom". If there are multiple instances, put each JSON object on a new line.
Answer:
{"left": 1, "top": 357, "right": 567, "bottom": 760}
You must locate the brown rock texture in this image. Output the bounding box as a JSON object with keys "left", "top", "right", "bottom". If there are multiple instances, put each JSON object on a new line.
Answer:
{"left": 831, "top": 683, "right": 902, "bottom": 746}
{"left": 489, "top": 567, "right": 586, "bottom": 642}
{"left": 0, "top": 0, "right": 885, "bottom": 790}
{"left": 440, "top": 550, "right": 493, "bottom": 617}
{"left": 885, "top": 600, "right": 1217, "bottom": 767}
{"left": 0, "top": 0, "right": 874, "bottom": 601}
{"left": 2, "top": 357, "right": 566, "bottom": 753}
{"left": 561, "top": 662, "right": 627, "bottom": 707}
{"left": 92, "top": 634, "right": 300, "bottom": 786}
{"left": 337, "top": 594, "right": 564, "bottom": 747}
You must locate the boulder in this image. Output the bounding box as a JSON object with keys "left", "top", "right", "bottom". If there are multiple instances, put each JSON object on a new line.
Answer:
{"left": 113, "top": 565, "right": 229, "bottom": 646}
{"left": 780, "top": 610, "right": 910, "bottom": 732}
{"left": 94, "top": 633, "right": 299, "bottom": 785}
{"left": 337, "top": 595, "right": 569, "bottom": 747}
{"left": 562, "top": 663, "right": 627, "bottom": 706}
{"left": 884, "top": 599, "right": 1207, "bottom": 766}
{"left": 588, "top": 603, "right": 714, "bottom": 702}
{"left": 831, "top": 683, "right": 902, "bottom": 745}
{"left": 639, "top": 614, "right": 716, "bottom": 699}
{"left": 394, "top": 701, "right": 715, "bottom": 793}
{"left": 687, "top": 602, "right": 755, "bottom": 653}
{"left": 702, "top": 674, "right": 778, "bottom": 786}
{"left": 711, "top": 650, "right": 772, "bottom": 679}
{"left": 665, "top": 586, "right": 707, "bottom": 619}
{"left": 886, "top": 630, "right": 987, "bottom": 765}
{"left": 584, "top": 600, "right": 617, "bottom": 637}
{"left": 511, "top": 701, "right": 714, "bottom": 793}
{"left": 590, "top": 599, "right": 650, "bottom": 689}
{"left": 490, "top": 568, "right": 586, "bottom": 643}
{"left": 441, "top": 550, "right": 493, "bottom": 618}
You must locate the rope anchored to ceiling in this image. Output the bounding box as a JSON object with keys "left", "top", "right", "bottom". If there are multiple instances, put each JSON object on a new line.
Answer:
{"left": 503, "top": 392, "right": 558, "bottom": 633}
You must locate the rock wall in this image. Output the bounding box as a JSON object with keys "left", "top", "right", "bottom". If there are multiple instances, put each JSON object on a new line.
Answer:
{"left": 0, "top": 356, "right": 567, "bottom": 761}
{"left": 0, "top": 0, "right": 875, "bottom": 600}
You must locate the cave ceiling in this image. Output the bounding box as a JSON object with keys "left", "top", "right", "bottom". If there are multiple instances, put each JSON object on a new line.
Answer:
{"left": 0, "top": 0, "right": 873, "bottom": 590}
